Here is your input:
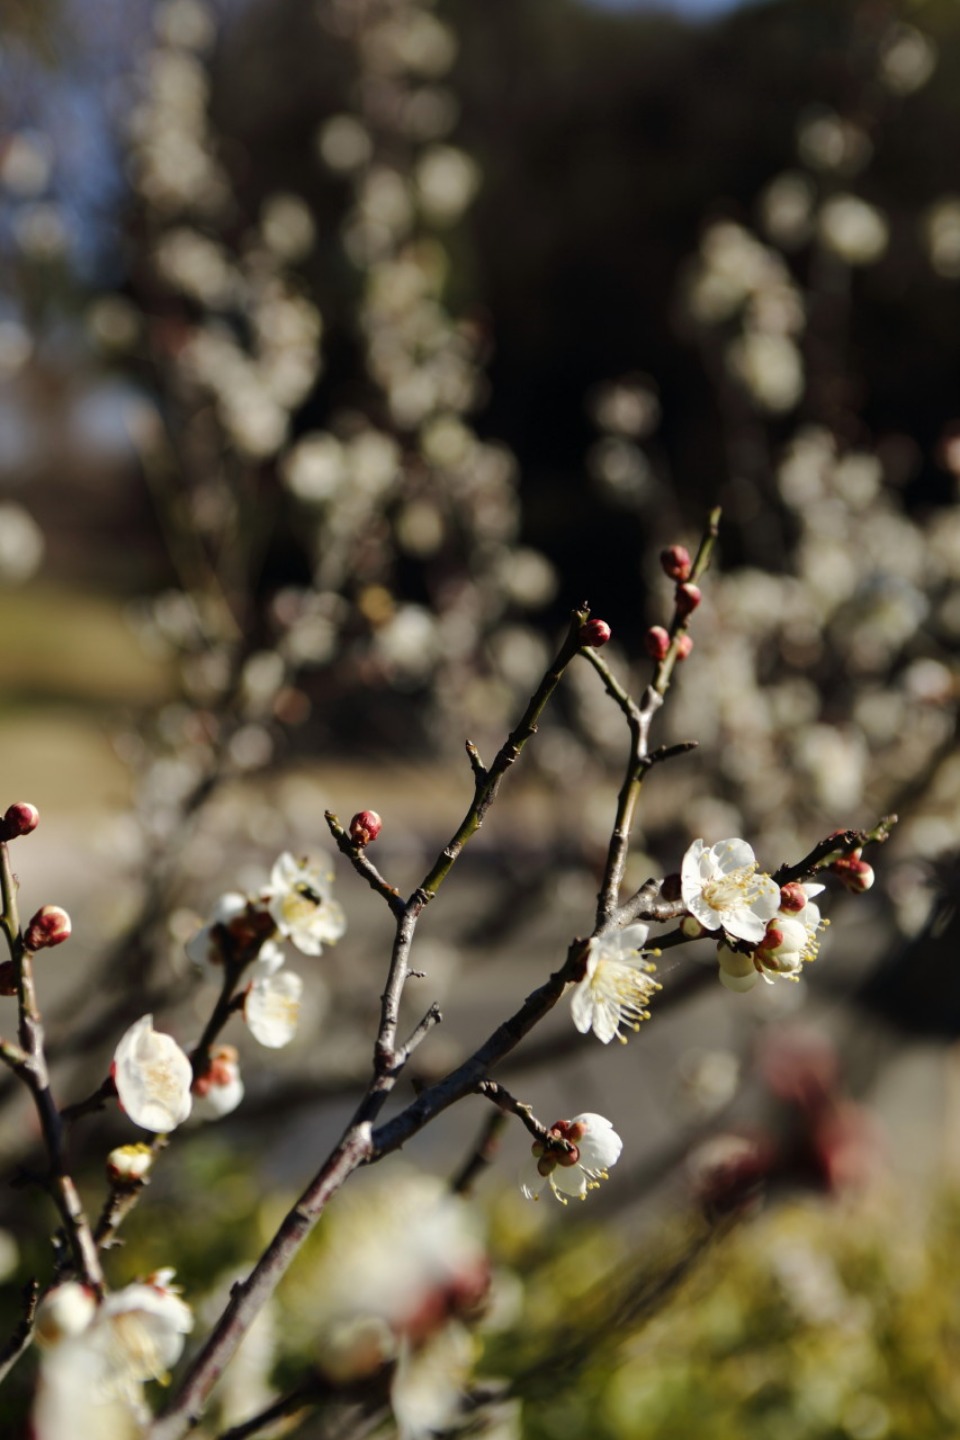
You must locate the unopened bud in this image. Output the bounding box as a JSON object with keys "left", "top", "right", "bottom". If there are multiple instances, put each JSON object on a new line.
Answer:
{"left": 107, "top": 1143, "right": 154, "bottom": 1185}
{"left": 674, "top": 583, "right": 701, "bottom": 618}
{"left": 349, "top": 810, "right": 382, "bottom": 846}
{"left": 579, "top": 618, "right": 611, "bottom": 648}
{"left": 675, "top": 634, "right": 694, "bottom": 660}
{"left": 35, "top": 1282, "right": 97, "bottom": 1346}
{"left": 645, "top": 625, "right": 671, "bottom": 662}
{"left": 0, "top": 802, "right": 39, "bottom": 840}
{"left": 24, "top": 905, "right": 71, "bottom": 951}
{"left": 778, "top": 882, "right": 807, "bottom": 913}
{"left": 756, "top": 925, "right": 784, "bottom": 956}
{"left": 681, "top": 915, "right": 705, "bottom": 938}
{"left": 660, "top": 545, "right": 692, "bottom": 582}
{"left": 660, "top": 872, "right": 683, "bottom": 901}
{"left": 831, "top": 857, "right": 875, "bottom": 893}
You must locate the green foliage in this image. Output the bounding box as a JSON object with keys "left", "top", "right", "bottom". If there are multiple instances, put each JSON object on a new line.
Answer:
{"left": 512, "top": 1192, "right": 960, "bottom": 1440}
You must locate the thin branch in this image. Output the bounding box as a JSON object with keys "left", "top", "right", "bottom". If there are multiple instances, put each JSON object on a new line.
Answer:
{"left": 773, "top": 814, "right": 898, "bottom": 885}
{"left": 324, "top": 812, "right": 406, "bottom": 919}
{"left": 474, "top": 1079, "right": 557, "bottom": 1145}
{"left": 0, "top": 843, "right": 103, "bottom": 1295}
{"left": 589, "top": 510, "right": 721, "bottom": 931}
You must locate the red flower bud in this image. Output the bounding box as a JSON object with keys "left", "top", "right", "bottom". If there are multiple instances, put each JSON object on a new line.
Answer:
{"left": 644, "top": 625, "right": 671, "bottom": 661}
{"left": 778, "top": 882, "right": 807, "bottom": 913}
{"left": 675, "top": 583, "right": 701, "bottom": 618}
{"left": 660, "top": 545, "right": 692, "bottom": 582}
{"left": 579, "top": 618, "right": 611, "bottom": 648}
{"left": 349, "top": 810, "right": 382, "bottom": 846}
{"left": 756, "top": 925, "right": 784, "bottom": 956}
{"left": 675, "top": 634, "right": 694, "bottom": 660}
{"left": 24, "top": 905, "right": 72, "bottom": 951}
{"left": 0, "top": 803, "right": 39, "bottom": 840}
{"left": 830, "top": 857, "right": 875, "bottom": 893}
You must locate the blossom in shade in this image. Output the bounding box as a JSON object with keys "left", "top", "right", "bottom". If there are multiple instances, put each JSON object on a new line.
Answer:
{"left": 569, "top": 925, "right": 659, "bottom": 1043}
{"left": 717, "top": 944, "right": 760, "bottom": 993}
{"left": 245, "top": 969, "right": 303, "bottom": 1047}
{"left": 192, "top": 1044, "right": 244, "bottom": 1119}
{"left": 522, "top": 1113, "right": 623, "bottom": 1204}
{"left": 113, "top": 1016, "right": 193, "bottom": 1132}
{"left": 681, "top": 838, "right": 780, "bottom": 945}
{"left": 185, "top": 892, "right": 249, "bottom": 976}
{"left": 263, "top": 852, "right": 346, "bottom": 955}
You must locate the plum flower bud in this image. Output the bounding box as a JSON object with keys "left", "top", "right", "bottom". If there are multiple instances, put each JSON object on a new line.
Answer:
{"left": 113, "top": 1016, "right": 193, "bottom": 1133}
{"left": 34, "top": 1282, "right": 97, "bottom": 1346}
{"left": 645, "top": 625, "right": 671, "bottom": 661}
{"left": 778, "top": 881, "right": 808, "bottom": 913}
{"left": 830, "top": 856, "right": 875, "bottom": 892}
{"left": 106, "top": 1143, "right": 155, "bottom": 1185}
{"left": 24, "top": 905, "right": 71, "bottom": 951}
{"left": 192, "top": 1044, "right": 244, "bottom": 1119}
{"left": 675, "top": 634, "right": 694, "bottom": 660}
{"left": 578, "top": 618, "right": 612, "bottom": 648}
{"left": 1, "top": 802, "right": 39, "bottom": 839}
{"left": 349, "top": 810, "right": 383, "bottom": 846}
{"left": 674, "top": 582, "right": 701, "bottom": 618}
{"left": 660, "top": 545, "right": 692, "bottom": 582}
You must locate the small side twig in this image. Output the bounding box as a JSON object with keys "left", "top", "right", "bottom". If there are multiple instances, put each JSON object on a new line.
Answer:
{"left": 324, "top": 812, "right": 406, "bottom": 918}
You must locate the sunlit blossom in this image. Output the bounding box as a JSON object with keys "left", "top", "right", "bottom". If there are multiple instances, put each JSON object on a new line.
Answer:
{"left": 681, "top": 838, "right": 780, "bottom": 945}
{"left": 263, "top": 852, "right": 346, "bottom": 955}
{"left": 113, "top": 1015, "right": 193, "bottom": 1132}
{"left": 521, "top": 1113, "right": 623, "bottom": 1204}
{"left": 570, "top": 924, "right": 659, "bottom": 1043}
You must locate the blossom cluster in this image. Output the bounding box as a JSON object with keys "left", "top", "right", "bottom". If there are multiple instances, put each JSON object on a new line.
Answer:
{"left": 112, "top": 851, "right": 345, "bottom": 1133}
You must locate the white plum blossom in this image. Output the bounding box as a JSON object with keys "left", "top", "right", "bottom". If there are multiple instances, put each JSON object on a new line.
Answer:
{"left": 569, "top": 924, "right": 659, "bottom": 1043}
{"left": 245, "top": 969, "right": 303, "bottom": 1047}
{"left": 521, "top": 1113, "right": 623, "bottom": 1204}
{"left": 113, "top": 1015, "right": 193, "bottom": 1132}
{"left": 681, "top": 838, "right": 780, "bottom": 945}
{"left": 292, "top": 1172, "right": 488, "bottom": 1381}
{"left": 32, "top": 1271, "right": 192, "bottom": 1438}
{"left": 191, "top": 1044, "right": 244, "bottom": 1119}
{"left": 716, "top": 880, "right": 828, "bottom": 992}
{"left": 263, "top": 852, "right": 346, "bottom": 956}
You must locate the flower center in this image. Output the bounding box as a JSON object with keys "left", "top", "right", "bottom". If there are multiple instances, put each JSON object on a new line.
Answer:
{"left": 702, "top": 863, "right": 766, "bottom": 913}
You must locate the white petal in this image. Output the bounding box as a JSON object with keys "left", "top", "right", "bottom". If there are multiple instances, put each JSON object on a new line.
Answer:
{"left": 550, "top": 1166, "right": 588, "bottom": 1199}
{"left": 569, "top": 980, "right": 597, "bottom": 1035}
{"left": 245, "top": 971, "right": 303, "bottom": 1047}
{"left": 571, "top": 1113, "right": 623, "bottom": 1172}
{"left": 713, "top": 838, "right": 757, "bottom": 874}
{"left": 113, "top": 1016, "right": 193, "bottom": 1133}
